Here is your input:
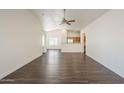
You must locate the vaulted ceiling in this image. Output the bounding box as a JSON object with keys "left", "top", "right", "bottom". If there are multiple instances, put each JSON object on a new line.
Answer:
{"left": 31, "top": 9, "right": 108, "bottom": 31}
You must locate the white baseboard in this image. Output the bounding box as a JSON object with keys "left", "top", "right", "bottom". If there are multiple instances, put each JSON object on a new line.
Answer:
{"left": 61, "top": 50, "right": 84, "bottom": 53}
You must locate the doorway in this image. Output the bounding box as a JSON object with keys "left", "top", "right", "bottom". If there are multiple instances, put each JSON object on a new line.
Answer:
{"left": 46, "top": 30, "right": 62, "bottom": 50}
{"left": 83, "top": 33, "right": 86, "bottom": 55}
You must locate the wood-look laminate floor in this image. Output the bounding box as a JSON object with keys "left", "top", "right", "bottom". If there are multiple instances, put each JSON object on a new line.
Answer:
{"left": 0, "top": 50, "right": 124, "bottom": 84}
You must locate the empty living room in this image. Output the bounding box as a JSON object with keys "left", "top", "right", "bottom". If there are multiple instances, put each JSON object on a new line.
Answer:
{"left": 0, "top": 9, "right": 124, "bottom": 84}
{"left": 1, "top": 0, "right": 124, "bottom": 93}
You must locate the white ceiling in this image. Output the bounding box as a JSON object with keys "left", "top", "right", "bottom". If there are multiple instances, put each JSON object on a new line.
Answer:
{"left": 31, "top": 9, "right": 108, "bottom": 31}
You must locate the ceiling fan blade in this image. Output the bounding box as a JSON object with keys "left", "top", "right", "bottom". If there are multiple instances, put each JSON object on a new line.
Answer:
{"left": 66, "top": 22, "right": 71, "bottom": 25}
{"left": 68, "top": 20, "right": 75, "bottom": 22}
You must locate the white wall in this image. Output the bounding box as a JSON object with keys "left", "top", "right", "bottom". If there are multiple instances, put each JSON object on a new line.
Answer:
{"left": 61, "top": 44, "right": 83, "bottom": 52}
{"left": 0, "top": 10, "right": 42, "bottom": 79}
{"left": 83, "top": 10, "right": 124, "bottom": 77}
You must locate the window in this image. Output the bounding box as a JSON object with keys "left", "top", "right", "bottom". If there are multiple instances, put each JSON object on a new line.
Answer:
{"left": 68, "top": 39, "right": 73, "bottom": 43}
{"left": 42, "top": 35, "right": 45, "bottom": 47}
{"left": 48, "top": 37, "right": 58, "bottom": 46}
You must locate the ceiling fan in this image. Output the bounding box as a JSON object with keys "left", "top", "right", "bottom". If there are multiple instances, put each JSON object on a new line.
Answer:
{"left": 59, "top": 9, "right": 76, "bottom": 25}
